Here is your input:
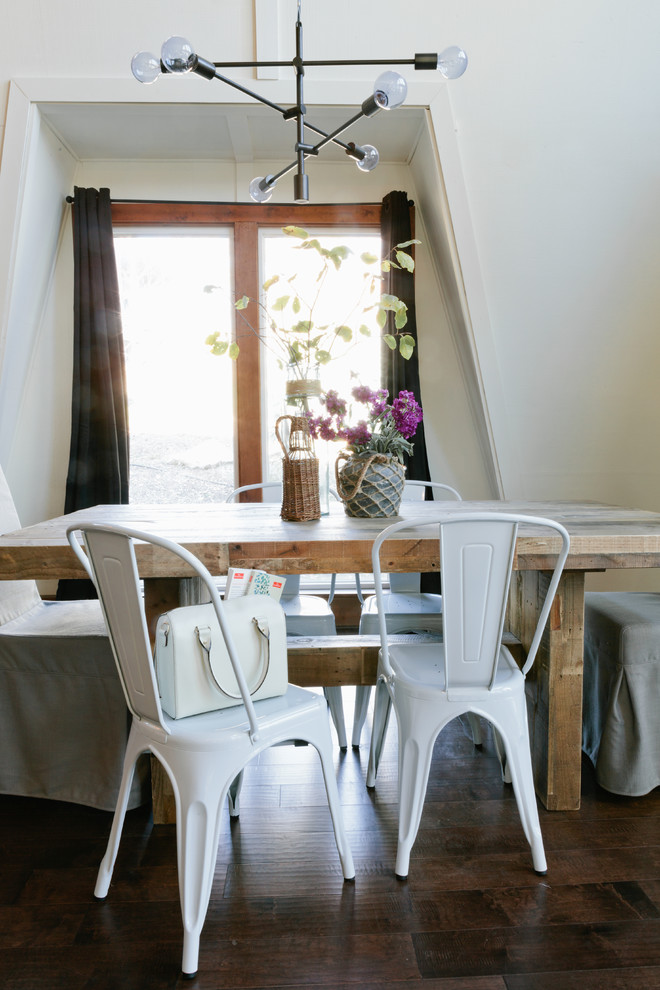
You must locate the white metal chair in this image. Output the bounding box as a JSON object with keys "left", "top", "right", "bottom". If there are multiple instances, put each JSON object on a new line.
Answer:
{"left": 227, "top": 483, "right": 349, "bottom": 747}
{"left": 366, "top": 511, "right": 569, "bottom": 879}
{"left": 0, "top": 465, "right": 148, "bottom": 810}
{"left": 67, "top": 521, "right": 355, "bottom": 980}
{"left": 352, "top": 480, "right": 465, "bottom": 748}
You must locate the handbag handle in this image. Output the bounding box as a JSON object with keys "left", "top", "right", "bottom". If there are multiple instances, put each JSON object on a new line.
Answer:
{"left": 195, "top": 617, "right": 271, "bottom": 700}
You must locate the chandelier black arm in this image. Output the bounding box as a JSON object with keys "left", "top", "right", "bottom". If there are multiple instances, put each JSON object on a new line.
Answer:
{"left": 307, "top": 107, "right": 376, "bottom": 156}
{"left": 196, "top": 62, "right": 361, "bottom": 156}
{"left": 208, "top": 56, "right": 438, "bottom": 70}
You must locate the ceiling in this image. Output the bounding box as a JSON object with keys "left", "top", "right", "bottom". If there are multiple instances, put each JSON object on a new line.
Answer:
{"left": 39, "top": 101, "right": 427, "bottom": 165}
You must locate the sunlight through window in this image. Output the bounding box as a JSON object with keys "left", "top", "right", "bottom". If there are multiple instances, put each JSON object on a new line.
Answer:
{"left": 114, "top": 229, "right": 235, "bottom": 503}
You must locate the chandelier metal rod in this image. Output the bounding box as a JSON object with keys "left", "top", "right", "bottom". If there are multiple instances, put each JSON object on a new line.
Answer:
{"left": 207, "top": 58, "right": 429, "bottom": 69}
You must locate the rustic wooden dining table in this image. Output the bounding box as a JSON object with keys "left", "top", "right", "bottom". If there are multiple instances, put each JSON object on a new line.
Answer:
{"left": 2, "top": 497, "right": 660, "bottom": 815}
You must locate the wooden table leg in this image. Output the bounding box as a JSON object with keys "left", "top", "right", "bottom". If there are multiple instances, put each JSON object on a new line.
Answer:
{"left": 507, "top": 569, "right": 585, "bottom": 811}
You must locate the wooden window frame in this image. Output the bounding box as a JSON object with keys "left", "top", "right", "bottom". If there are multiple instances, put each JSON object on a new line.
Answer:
{"left": 111, "top": 202, "right": 381, "bottom": 496}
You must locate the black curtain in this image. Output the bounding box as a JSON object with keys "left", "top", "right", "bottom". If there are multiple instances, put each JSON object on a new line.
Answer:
{"left": 58, "top": 187, "right": 129, "bottom": 599}
{"left": 380, "top": 190, "right": 432, "bottom": 486}
{"left": 381, "top": 191, "right": 438, "bottom": 592}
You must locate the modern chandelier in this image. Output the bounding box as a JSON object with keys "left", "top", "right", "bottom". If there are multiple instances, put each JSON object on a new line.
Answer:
{"left": 131, "top": 1, "right": 467, "bottom": 204}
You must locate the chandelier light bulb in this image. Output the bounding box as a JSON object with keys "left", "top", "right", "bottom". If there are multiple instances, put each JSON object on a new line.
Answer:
{"left": 249, "top": 176, "right": 274, "bottom": 203}
{"left": 437, "top": 46, "right": 468, "bottom": 79}
{"left": 373, "top": 71, "right": 408, "bottom": 110}
{"left": 161, "top": 36, "right": 195, "bottom": 74}
{"left": 131, "top": 51, "right": 161, "bottom": 84}
{"left": 356, "top": 145, "right": 380, "bottom": 172}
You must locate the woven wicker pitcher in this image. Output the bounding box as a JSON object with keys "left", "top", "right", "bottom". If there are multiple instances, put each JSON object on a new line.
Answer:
{"left": 335, "top": 450, "right": 406, "bottom": 517}
{"left": 275, "top": 415, "right": 321, "bottom": 521}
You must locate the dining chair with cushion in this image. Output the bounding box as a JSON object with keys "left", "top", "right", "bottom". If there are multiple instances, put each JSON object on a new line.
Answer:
{"left": 582, "top": 590, "right": 660, "bottom": 796}
{"left": 352, "top": 480, "right": 479, "bottom": 748}
{"left": 365, "top": 511, "right": 569, "bottom": 879}
{"left": 0, "top": 465, "right": 148, "bottom": 810}
{"left": 227, "top": 482, "right": 349, "bottom": 748}
{"left": 67, "top": 520, "right": 355, "bottom": 980}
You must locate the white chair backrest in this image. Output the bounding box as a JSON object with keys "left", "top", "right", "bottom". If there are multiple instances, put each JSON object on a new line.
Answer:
{"left": 404, "top": 480, "right": 463, "bottom": 502}
{"left": 227, "top": 482, "right": 281, "bottom": 503}
{"left": 372, "top": 512, "right": 570, "bottom": 696}
{"left": 67, "top": 522, "right": 262, "bottom": 739}
{"left": 0, "top": 464, "right": 41, "bottom": 624}
{"left": 388, "top": 481, "right": 463, "bottom": 595}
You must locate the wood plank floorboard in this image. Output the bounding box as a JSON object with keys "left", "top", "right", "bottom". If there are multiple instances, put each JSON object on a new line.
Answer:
{"left": 0, "top": 691, "right": 659, "bottom": 989}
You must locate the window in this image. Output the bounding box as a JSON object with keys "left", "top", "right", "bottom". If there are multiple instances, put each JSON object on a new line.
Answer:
{"left": 112, "top": 203, "right": 382, "bottom": 503}
{"left": 114, "top": 228, "right": 235, "bottom": 502}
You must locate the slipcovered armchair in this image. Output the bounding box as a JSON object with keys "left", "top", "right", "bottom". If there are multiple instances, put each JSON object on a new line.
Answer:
{"left": 0, "top": 466, "right": 148, "bottom": 810}
{"left": 583, "top": 591, "right": 660, "bottom": 796}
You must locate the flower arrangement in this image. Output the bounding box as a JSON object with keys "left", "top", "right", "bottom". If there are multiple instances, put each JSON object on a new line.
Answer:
{"left": 307, "top": 385, "right": 423, "bottom": 463}
{"left": 204, "top": 226, "right": 419, "bottom": 378}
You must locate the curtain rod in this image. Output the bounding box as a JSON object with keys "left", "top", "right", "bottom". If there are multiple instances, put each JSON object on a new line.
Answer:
{"left": 66, "top": 196, "right": 386, "bottom": 206}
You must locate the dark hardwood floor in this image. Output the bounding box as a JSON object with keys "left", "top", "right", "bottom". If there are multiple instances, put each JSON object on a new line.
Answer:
{"left": 1, "top": 690, "right": 659, "bottom": 990}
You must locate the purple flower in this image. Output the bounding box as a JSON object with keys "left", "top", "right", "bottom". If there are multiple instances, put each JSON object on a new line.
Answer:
{"left": 307, "top": 415, "right": 340, "bottom": 441}
{"left": 351, "top": 384, "right": 376, "bottom": 404}
{"left": 313, "top": 382, "right": 422, "bottom": 461}
{"left": 369, "top": 388, "right": 389, "bottom": 417}
{"left": 341, "top": 421, "right": 372, "bottom": 446}
{"left": 323, "top": 389, "right": 347, "bottom": 418}
{"left": 391, "top": 390, "right": 423, "bottom": 439}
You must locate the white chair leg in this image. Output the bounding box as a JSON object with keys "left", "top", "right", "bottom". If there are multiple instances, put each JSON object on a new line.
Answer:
{"left": 227, "top": 771, "right": 244, "bottom": 817}
{"left": 393, "top": 700, "right": 438, "bottom": 880}
{"left": 494, "top": 707, "right": 547, "bottom": 874}
{"left": 94, "top": 729, "right": 143, "bottom": 900}
{"left": 352, "top": 685, "right": 372, "bottom": 747}
{"left": 311, "top": 718, "right": 355, "bottom": 880}
{"left": 467, "top": 712, "right": 483, "bottom": 746}
{"left": 323, "top": 687, "right": 347, "bottom": 749}
{"left": 174, "top": 769, "right": 226, "bottom": 978}
{"left": 493, "top": 727, "right": 513, "bottom": 783}
{"left": 366, "top": 679, "right": 392, "bottom": 788}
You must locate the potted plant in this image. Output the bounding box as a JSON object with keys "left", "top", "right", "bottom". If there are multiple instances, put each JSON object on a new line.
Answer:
{"left": 307, "top": 384, "right": 423, "bottom": 517}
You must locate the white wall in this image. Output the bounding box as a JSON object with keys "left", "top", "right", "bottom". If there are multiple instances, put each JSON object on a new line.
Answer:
{"left": 1, "top": 0, "right": 660, "bottom": 590}
{"left": 0, "top": 109, "right": 78, "bottom": 521}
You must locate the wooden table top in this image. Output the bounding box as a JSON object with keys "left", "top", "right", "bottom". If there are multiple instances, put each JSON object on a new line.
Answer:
{"left": 3, "top": 498, "right": 660, "bottom": 581}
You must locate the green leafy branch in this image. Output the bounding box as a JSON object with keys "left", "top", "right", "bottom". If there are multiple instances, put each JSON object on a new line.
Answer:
{"left": 204, "top": 226, "right": 419, "bottom": 371}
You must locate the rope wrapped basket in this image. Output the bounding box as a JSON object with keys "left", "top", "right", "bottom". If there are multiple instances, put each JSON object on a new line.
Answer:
{"left": 335, "top": 450, "right": 406, "bottom": 518}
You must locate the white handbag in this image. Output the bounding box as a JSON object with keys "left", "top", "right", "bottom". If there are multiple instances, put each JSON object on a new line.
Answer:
{"left": 154, "top": 595, "right": 288, "bottom": 719}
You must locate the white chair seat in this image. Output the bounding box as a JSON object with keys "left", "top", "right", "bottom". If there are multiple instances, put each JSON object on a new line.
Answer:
{"left": 158, "top": 683, "right": 333, "bottom": 745}
{"left": 359, "top": 592, "right": 443, "bottom": 635}
{"left": 387, "top": 641, "right": 521, "bottom": 696}
{"left": 281, "top": 595, "right": 336, "bottom": 633}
